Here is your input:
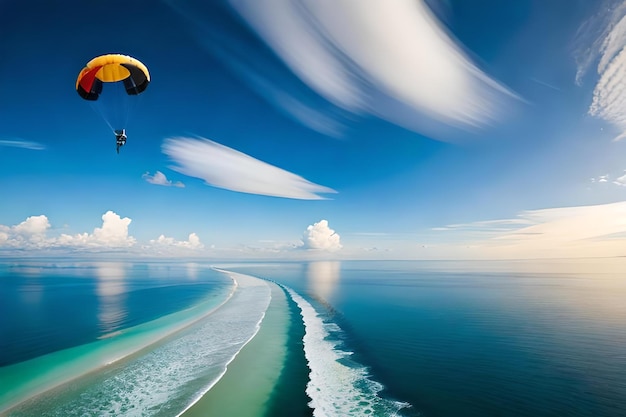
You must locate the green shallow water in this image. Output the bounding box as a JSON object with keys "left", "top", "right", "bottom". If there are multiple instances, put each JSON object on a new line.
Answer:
{"left": 181, "top": 280, "right": 290, "bottom": 417}
{"left": 1, "top": 281, "right": 235, "bottom": 414}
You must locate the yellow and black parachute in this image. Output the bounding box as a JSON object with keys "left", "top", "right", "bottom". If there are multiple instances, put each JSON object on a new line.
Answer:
{"left": 76, "top": 54, "right": 149, "bottom": 151}
{"left": 76, "top": 54, "right": 150, "bottom": 101}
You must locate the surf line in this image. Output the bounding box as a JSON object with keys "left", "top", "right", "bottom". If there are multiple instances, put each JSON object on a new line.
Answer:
{"left": 0, "top": 271, "right": 239, "bottom": 415}
{"left": 283, "top": 285, "right": 412, "bottom": 416}
{"left": 175, "top": 269, "right": 271, "bottom": 417}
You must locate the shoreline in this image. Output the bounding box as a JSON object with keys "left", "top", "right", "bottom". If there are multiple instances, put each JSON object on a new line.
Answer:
{"left": 1, "top": 269, "right": 290, "bottom": 417}
{"left": 181, "top": 276, "right": 290, "bottom": 416}
{"left": 0, "top": 276, "right": 237, "bottom": 415}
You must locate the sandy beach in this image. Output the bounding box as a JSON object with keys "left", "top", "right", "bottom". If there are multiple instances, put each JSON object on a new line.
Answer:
{"left": 182, "top": 280, "right": 290, "bottom": 417}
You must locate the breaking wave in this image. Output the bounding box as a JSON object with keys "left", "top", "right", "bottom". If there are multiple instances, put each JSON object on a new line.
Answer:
{"left": 3, "top": 272, "right": 271, "bottom": 416}
{"left": 285, "top": 287, "right": 411, "bottom": 416}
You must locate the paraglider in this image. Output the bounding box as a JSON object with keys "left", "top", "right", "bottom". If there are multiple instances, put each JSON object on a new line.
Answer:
{"left": 76, "top": 54, "right": 150, "bottom": 153}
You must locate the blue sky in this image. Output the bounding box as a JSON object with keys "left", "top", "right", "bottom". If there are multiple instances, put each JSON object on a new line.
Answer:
{"left": 2, "top": 0, "right": 626, "bottom": 260}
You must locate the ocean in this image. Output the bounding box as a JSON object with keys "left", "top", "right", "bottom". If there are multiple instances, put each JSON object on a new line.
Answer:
{"left": 1, "top": 258, "right": 626, "bottom": 416}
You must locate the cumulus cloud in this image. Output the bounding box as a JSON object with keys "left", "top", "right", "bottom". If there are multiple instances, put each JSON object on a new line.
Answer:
{"left": 167, "top": 0, "right": 519, "bottom": 141}
{"left": 0, "top": 139, "right": 45, "bottom": 150}
{"left": 0, "top": 212, "right": 211, "bottom": 256}
{"left": 0, "top": 215, "right": 51, "bottom": 248}
{"left": 142, "top": 171, "right": 185, "bottom": 188}
{"left": 301, "top": 220, "right": 342, "bottom": 251}
{"left": 162, "top": 137, "right": 337, "bottom": 199}
{"left": 575, "top": 0, "right": 626, "bottom": 141}
{"left": 149, "top": 232, "right": 204, "bottom": 250}
{"left": 57, "top": 211, "right": 136, "bottom": 248}
{"left": 0, "top": 211, "right": 135, "bottom": 250}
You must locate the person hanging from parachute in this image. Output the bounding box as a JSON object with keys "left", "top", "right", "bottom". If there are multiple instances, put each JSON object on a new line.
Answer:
{"left": 115, "top": 129, "right": 127, "bottom": 153}
{"left": 76, "top": 54, "right": 150, "bottom": 153}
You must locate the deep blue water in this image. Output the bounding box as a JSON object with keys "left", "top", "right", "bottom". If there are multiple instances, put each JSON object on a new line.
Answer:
{"left": 229, "top": 260, "right": 626, "bottom": 417}
{"left": 2, "top": 258, "right": 626, "bottom": 416}
{"left": 0, "top": 259, "right": 230, "bottom": 366}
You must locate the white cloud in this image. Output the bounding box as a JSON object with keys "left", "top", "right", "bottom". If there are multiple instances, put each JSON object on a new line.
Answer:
{"left": 357, "top": 201, "right": 626, "bottom": 260}
{"left": 57, "top": 211, "right": 136, "bottom": 248}
{"left": 13, "top": 215, "right": 50, "bottom": 235}
{"left": 436, "top": 218, "right": 533, "bottom": 232}
{"left": 614, "top": 172, "right": 626, "bottom": 186}
{"left": 268, "top": 84, "right": 347, "bottom": 138}
{"left": 0, "top": 211, "right": 136, "bottom": 250}
{"left": 162, "top": 137, "right": 337, "bottom": 200}
{"left": 575, "top": 1, "right": 626, "bottom": 140}
{"left": 143, "top": 171, "right": 185, "bottom": 188}
{"left": 224, "top": 0, "right": 518, "bottom": 140}
{"left": 166, "top": 0, "right": 518, "bottom": 141}
{"left": 451, "top": 201, "right": 626, "bottom": 258}
{"left": 0, "top": 139, "right": 45, "bottom": 150}
{"left": 0, "top": 212, "right": 210, "bottom": 256}
{"left": 589, "top": 172, "right": 626, "bottom": 186}
{"left": 0, "top": 215, "right": 51, "bottom": 248}
{"left": 596, "top": 175, "right": 610, "bottom": 183}
{"left": 149, "top": 232, "right": 204, "bottom": 250}
{"left": 231, "top": 65, "right": 347, "bottom": 138}
{"left": 301, "top": 220, "right": 342, "bottom": 251}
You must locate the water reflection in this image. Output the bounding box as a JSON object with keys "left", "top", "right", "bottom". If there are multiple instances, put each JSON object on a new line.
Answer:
{"left": 306, "top": 261, "right": 341, "bottom": 301}
{"left": 94, "top": 262, "right": 128, "bottom": 335}
{"left": 186, "top": 262, "right": 199, "bottom": 280}
{"left": 19, "top": 282, "right": 43, "bottom": 305}
{"left": 9, "top": 264, "right": 45, "bottom": 305}
{"left": 416, "top": 258, "right": 626, "bottom": 325}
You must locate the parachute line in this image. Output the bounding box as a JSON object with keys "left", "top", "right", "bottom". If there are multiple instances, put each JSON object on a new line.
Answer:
{"left": 76, "top": 53, "right": 150, "bottom": 138}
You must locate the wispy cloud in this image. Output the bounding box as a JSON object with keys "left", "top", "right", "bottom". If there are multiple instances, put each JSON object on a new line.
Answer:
{"left": 162, "top": 137, "right": 337, "bottom": 200}
{"left": 0, "top": 139, "right": 45, "bottom": 150}
{"left": 436, "top": 218, "right": 534, "bottom": 231}
{"left": 492, "top": 203, "right": 626, "bottom": 242}
{"left": 226, "top": 59, "right": 348, "bottom": 138}
{"left": 589, "top": 171, "right": 626, "bottom": 186}
{"left": 590, "top": 174, "right": 611, "bottom": 183}
{"left": 529, "top": 77, "right": 562, "bottom": 91}
{"left": 449, "top": 201, "right": 626, "bottom": 258}
{"left": 142, "top": 171, "right": 185, "bottom": 188}
{"left": 167, "top": 0, "right": 519, "bottom": 141}
{"left": 614, "top": 172, "right": 626, "bottom": 186}
{"left": 575, "top": 0, "right": 626, "bottom": 141}
{"left": 229, "top": 0, "right": 519, "bottom": 138}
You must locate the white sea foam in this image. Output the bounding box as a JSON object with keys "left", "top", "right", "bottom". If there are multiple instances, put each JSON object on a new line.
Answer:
{"left": 286, "top": 287, "right": 411, "bottom": 417}
{"left": 7, "top": 272, "right": 271, "bottom": 416}
{"left": 0, "top": 281, "right": 237, "bottom": 414}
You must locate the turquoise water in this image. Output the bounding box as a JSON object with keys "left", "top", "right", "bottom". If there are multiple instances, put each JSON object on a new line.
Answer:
{"left": 0, "top": 260, "right": 231, "bottom": 366}
{"left": 4, "top": 272, "right": 271, "bottom": 417}
{"left": 3, "top": 259, "right": 626, "bottom": 416}
{"left": 0, "top": 260, "right": 238, "bottom": 414}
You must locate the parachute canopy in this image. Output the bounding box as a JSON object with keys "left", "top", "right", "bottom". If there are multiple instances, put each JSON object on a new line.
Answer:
{"left": 76, "top": 54, "right": 150, "bottom": 101}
